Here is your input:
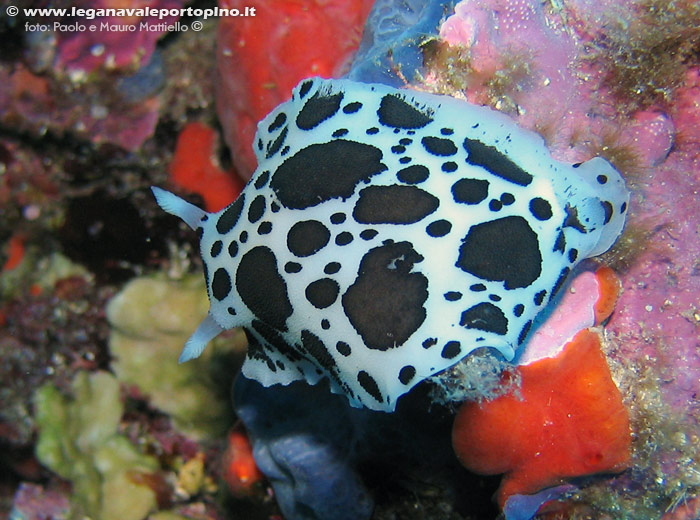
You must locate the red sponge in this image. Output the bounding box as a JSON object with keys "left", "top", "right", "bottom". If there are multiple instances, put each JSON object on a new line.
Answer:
{"left": 452, "top": 329, "right": 631, "bottom": 508}
{"left": 169, "top": 122, "right": 245, "bottom": 212}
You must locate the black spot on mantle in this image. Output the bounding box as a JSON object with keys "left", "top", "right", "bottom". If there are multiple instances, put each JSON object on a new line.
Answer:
{"left": 377, "top": 94, "right": 433, "bottom": 129}
{"left": 247, "top": 195, "right": 266, "bottom": 223}
{"left": 270, "top": 140, "right": 387, "bottom": 210}
{"left": 357, "top": 370, "right": 383, "bottom": 402}
{"left": 529, "top": 197, "right": 552, "bottom": 221}
{"left": 212, "top": 268, "right": 232, "bottom": 301}
{"left": 463, "top": 138, "right": 533, "bottom": 186}
{"left": 342, "top": 241, "right": 427, "bottom": 350}
{"left": 217, "top": 195, "right": 245, "bottom": 234}
{"left": 452, "top": 178, "right": 489, "bottom": 205}
{"left": 353, "top": 185, "right": 439, "bottom": 224}
{"left": 460, "top": 302, "right": 508, "bottom": 335}
{"left": 305, "top": 278, "right": 340, "bottom": 309}
{"left": 265, "top": 126, "right": 288, "bottom": 158}
{"left": 397, "top": 164, "right": 429, "bottom": 184}
{"left": 300, "top": 329, "right": 337, "bottom": 373}
{"left": 252, "top": 319, "right": 303, "bottom": 362}
{"left": 236, "top": 246, "right": 293, "bottom": 331}
{"left": 456, "top": 216, "right": 542, "bottom": 290}
{"left": 421, "top": 136, "right": 457, "bottom": 156}
{"left": 287, "top": 220, "right": 330, "bottom": 257}
{"left": 296, "top": 91, "right": 344, "bottom": 130}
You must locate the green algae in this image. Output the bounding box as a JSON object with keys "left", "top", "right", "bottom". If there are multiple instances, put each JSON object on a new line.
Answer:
{"left": 107, "top": 273, "right": 246, "bottom": 440}
{"left": 34, "top": 370, "right": 159, "bottom": 520}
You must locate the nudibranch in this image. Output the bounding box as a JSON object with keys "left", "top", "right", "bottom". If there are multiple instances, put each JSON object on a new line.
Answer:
{"left": 153, "top": 77, "right": 628, "bottom": 412}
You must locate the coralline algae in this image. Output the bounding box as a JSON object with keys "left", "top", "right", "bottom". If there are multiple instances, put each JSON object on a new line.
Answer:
{"left": 54, "top": 0, "right": 184, "bottom": 74}
{"left": 1, "top": 0, "right": 187, "bottom": 152}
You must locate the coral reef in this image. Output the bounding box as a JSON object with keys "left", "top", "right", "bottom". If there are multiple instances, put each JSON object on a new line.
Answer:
{"left": 0, "top": 60, "right": 161, "bottom": 152}
{"left": 30, "top": 367, "right": 241, "bottom": 520}
{"left": 1, "top": 5, "right": 242, "bottom": 517}
{"left": 0, "top": 255, "right": 107, "bottom": 450}
{"left": 2, "top": 0, "right": 699, "bottom": 518}
{"left": 422, "top": 0, "right": 677, "bottom": 178}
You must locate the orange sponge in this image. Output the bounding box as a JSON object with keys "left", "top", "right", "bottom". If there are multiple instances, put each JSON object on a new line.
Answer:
{"left": 452, "top": 329, "right": 631, "bottom": 508}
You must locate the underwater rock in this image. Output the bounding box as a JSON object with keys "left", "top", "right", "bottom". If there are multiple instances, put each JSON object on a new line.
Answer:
{"left": 597, "top": 65, "right": 700, "bottom": 516}
{"left": 433, "top": 1, "right": 700, "bottom": 516}
{"left": 437, "top": 0, "right": 583, "bottom": 139}
{"left": 59, "top": 192, "right": 154, "bottom": 283}
{"left": 0, "top": 62, "right": 160, "bottom": 151}
{"left": 107, "top": 274, "right": 246, "bottom": 439}
{"left": 620, "top": 110, "right": 674, "bottom": 167}
{"left": 0, "top": 136, "right": 61, "bottom": 225}
{"left": 54, "top": 0, "right": 184, "bottom": 74}
{"left": 432, "top": 0, "right": 679, "bottom": 172}
{"left": 673, "top": 68, "right": 700, "bottom": 146}
{"left": 9, "top": 482, "right": 70, "bottom": 520}
{"left": 34, "top": 370, "right": 160, "bottom": 520}
{"left": 215, "top": 0, "right": 374, "bottom": 179}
